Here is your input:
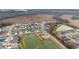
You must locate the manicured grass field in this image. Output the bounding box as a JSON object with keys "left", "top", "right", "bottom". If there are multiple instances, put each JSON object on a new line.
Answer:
{"left": 21, "top": 33, "right": 60, "bottom": 49}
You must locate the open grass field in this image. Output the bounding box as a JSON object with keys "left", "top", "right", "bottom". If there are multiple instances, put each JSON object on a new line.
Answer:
{"left": 20, "top": 33, "right": 61, "bottom": 49}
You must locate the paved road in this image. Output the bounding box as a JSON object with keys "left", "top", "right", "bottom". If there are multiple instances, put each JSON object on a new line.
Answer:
{"left": 47, "top": 32, "right": 67, "bottom": 49}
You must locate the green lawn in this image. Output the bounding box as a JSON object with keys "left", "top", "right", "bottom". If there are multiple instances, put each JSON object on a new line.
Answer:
{"left": 21, "top": 33, "right": 60, "bottom": 49}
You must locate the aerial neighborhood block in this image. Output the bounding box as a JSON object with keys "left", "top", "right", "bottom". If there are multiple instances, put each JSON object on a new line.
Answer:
{"left": 0, "top": 9, "right": 79, "bottom": 49}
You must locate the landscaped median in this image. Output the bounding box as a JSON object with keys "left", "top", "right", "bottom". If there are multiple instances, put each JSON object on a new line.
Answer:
{"left": 20, "top": 33, "right": 61, "bottom": 49}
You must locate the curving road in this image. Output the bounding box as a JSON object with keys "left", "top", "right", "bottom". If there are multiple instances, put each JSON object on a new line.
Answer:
{"left": 47, "top": 32, "right": 67, "bottom": 49}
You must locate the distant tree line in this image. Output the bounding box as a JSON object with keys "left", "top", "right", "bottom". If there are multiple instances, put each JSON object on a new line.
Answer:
{"left": 53, "top": 15, "right": 69, "bottom": 23}
{"left": 0, "top": 22, "right": 12, "bottom": 27}
{"left": 72, "top": 16, "right": 79, "bottom": 20}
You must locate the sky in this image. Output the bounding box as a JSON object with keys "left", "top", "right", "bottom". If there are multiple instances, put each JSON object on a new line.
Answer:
{"left": 0, "top": 0, "right": 79, "bottom": 9}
